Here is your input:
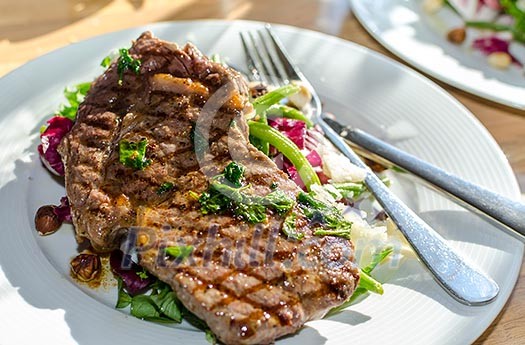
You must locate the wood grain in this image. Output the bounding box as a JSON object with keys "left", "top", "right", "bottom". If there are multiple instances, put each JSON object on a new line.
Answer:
{"left": 1, "top": 0, "right": 524, "bottom": 343}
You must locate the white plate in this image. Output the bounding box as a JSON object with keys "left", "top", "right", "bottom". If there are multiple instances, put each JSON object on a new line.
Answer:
{"left": 350, "top": 0, "right": 525, "bottom": 110}
{"left": 0, "top": 20, "right": 522, "bottom": 345}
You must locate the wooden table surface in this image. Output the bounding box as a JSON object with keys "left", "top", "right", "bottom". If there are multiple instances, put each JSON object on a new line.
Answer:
{"left": 1, "top": 0, "right": 524, "bottom": 343}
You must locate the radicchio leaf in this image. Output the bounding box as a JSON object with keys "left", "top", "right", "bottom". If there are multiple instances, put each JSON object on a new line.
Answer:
{"left": 110, "top": 250, "right": 155, "bottom": 296}
{"left": 53, "top": 196, "right": 72, "bottom": 223}
{"left": 38, "top": 116, "right": 74, "bottom": 176}
{"left": 268, "top": 118, "right": 306, "bottom": 149}
{"left": 305, "top": 150, "right": 323, "bottom": 167}
{"left": 473, "top": 36, "right": 522, "bottom": 65}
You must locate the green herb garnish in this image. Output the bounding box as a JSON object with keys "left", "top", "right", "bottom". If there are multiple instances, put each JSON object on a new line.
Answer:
{"left": 117, "top": 48, "right": 141, "bottom": 85}
{"left": 57, "top": 82, "right": 91, "bottom": 120}
{"left": 137, "top": 269, "right": 149, "bottom": 280}
{"left": 196, "top": 164, "right": 294, "bottom": 223}
{"left": 165, "top": 245, "right": 194, "bottom": 262}
{"left": 119, "top": 138, "right": 151, "bottom": 170}
{"left": 282, "top": 213, "right": 303, "bottom": 240}
{"left": 297, "top": 191, "right": 352, "bottom": 239}
{"left": 223, "top": 162, "right": 245, "bottom": 187}
{"left": 199, "top": 183, "right": 267, "bottom": 223}
{"left": 264, "top": 190, "right": 295, "bottom": 216}
{"left": 157, "top": 182, "right": 174, "bottom": 195}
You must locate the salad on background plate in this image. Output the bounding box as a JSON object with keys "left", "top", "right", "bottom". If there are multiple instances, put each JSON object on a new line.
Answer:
{"left": 423, "top": 0, "right": 525, "bottom": 70}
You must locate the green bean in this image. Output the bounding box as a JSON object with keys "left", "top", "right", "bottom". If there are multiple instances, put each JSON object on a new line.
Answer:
{"left": 358, "top": 269, "right": 384, "bottom": 295}
{"left": 266, "top": 104, "right": 314, "bottom": 128}
{"left": 252, "top": 84, "right": 300, "bottom": 114}
{"left": 465, "top": 21, "right": 512, "bottom": 32}
{"left": 248, "top": 121, "right": 320, "bottom": 190}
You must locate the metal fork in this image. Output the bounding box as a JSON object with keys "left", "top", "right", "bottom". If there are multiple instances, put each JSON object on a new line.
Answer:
{"left": 240, "top": 24, "right": 499, "bottom": 306}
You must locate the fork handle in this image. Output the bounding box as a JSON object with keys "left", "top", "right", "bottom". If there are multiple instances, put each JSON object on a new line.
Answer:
{"left": 318, "top": 118, "right": 499, "bottom": 305}
{"left": 343, "top": 126, "right": 525, "bottom": 238}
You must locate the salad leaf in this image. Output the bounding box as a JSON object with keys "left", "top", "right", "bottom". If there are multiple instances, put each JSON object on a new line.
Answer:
{"left": 305, "top": 150, "right": 322, "bottom": 167}
{"left": 196, "top": 164, "right": 294, "bottom": 223}
{"left": 264, "top": 190, "right": 295, "bottom": 215}
{"left": 38, "top": 116, "right": 74, "bottom": 176}
{"left": 130, "top": 295, "right": 165, "bottom": 321}
{"left": 116, "top": 277, "right": 132, "bottom": 309}
{"left": 57, "top": 82, "right": 91, "bottom": 120}
{"left": 149, "top": 281, "right": 182, "bottom": 322}
{"left": 115, "top": 268, "right": 215, "bottom": 341}
{"left": 117, "top": 48, "right": 141, "bottom": 85}
{"left": 100, "top": 55, "right": 112, "bottom": 68}
{"left": 119, "top": 138, "right": 151, "bottom": 170}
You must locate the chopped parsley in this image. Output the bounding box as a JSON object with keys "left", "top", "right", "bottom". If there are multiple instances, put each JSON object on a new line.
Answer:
{"left": 57, "top": 82, "right": 91, "bottom": 120}
{"left": 137, "top": 269, "right": 149, "bottom": 280}
{"left": 157, "top": 182, "right": 174, "bottom": 195}
{"left": 119, "top": 138, "right": 151, "bottom": 170}
{"left": 165, "top": 245, "right": 194, "bottom": 262}
{"left": 297, "top": 191, "right": 352, "bottom": 239}
{"left": 282, "top": 213, "right": 303, "bottom": 240}
{"left": 223, "top": 162, "right": 245, "bottom": 187}
{"left": 196, "top": 163, "right": 295, "bottom": 223}
{"left": 117, "top": 48, "right": 141, "bottom": 85}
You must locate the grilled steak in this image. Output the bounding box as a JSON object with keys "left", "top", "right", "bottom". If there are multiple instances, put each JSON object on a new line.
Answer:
{"left": 59, "top": 32, "right": 359, "bottom": 344}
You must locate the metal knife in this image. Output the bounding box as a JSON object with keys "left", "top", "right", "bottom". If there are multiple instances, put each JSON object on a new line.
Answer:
{"left": 321, "top": 114, "right": 525, "bottom": 239}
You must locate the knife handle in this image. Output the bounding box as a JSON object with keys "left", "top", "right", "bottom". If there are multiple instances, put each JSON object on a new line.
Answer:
{"left": 345, "top": 126, "right": 525, "bottom": 238}
{"left": 318, "top": 118, "right": 499, "bottom": 305}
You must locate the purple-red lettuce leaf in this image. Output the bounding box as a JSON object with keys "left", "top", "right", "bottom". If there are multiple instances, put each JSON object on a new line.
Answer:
{"left": 110, "top": 250, "right": 155, "bottom": 296}
{"left": 473, "top": 36, "right": 522, "bottom": 65}
{"left": 268, "top": 118, "right": 306, "bottom": 150}
{"left": 38, "top": 116, "right": 74, "bottom": 176}
{"left": 53, "top": 196, "right": 72, "bottom": 223}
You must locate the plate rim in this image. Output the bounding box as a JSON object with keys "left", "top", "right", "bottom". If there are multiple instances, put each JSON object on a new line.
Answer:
{"left": 0, "top": 19, "right": 522, "bottom": 345}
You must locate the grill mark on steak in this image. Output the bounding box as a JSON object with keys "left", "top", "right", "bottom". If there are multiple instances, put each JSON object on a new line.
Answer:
{"left": 58, "top": 31, "right": 359, "bottom": 344}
